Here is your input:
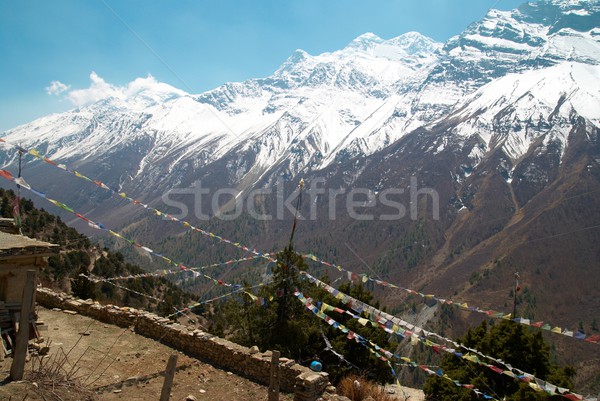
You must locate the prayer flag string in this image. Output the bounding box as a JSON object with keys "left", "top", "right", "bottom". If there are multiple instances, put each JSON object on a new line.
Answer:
{"left": 0, "top": 140, "right": 596, "bottom": 347}
{"left": 100, "top": 255, "right": 271, "bottom": 282}
{"left": 302, "top": 273, "right": 583, "bottom": 400}
{"left": 300, "top": 253, "right": 600, "bottom": 345}
{"left": 314, "top": 298, "right": 580, "bottom": 399}
{"left": 0, "top": 140, "right": 274, "bottom": 262}
{"left": 0, "top": 170, "right": 251, "bottom": 292}
{"left": 295, "top": 291, "right": 498, "bottom": 400}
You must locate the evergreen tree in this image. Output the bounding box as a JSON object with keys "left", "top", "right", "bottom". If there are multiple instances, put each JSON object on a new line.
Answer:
{"left": 71, "top": 265, "right": 98, "bottom": 300}
{"left": 251, "top": 245, "right": 317, "bottom": 357}
{"left": 210, "top": 262, "right": 396, "bottom": 383}
{"left": 423, "top": 320, "right": 575, "bottom": 400}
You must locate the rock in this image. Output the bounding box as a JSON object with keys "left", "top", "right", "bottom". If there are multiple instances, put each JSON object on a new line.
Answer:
{"left": 62, "top": 310, "right": 78, "bottom": 315}
{"left": 113, "top": 389, "right": 122, "bottom": 393}
{"left": 325, "top": 385, "right": 337, "bottom": 393}
{"left": 79, "top": 330, "right": 91, "bottom": 336}
{"left": 185, "top": 395, "right": 197, "bottom": 401}
{"left": 303, "top": 374, "right": 323, "bottom": 385}
{"left": 39, "top": 346, "right": 50, "bottom": 355}
{"left": 249, "top": 345, "right": 259, "bottom": 354}
{"left": 199, "top": 389, "right": 206, "bottom": 394}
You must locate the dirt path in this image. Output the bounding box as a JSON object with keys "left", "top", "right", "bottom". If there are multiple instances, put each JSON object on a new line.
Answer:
{"left": 0, "top": 307, "right": 293, "bottom": 401}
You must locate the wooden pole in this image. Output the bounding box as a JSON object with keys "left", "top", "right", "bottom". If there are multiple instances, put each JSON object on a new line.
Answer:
{"left": 159, "top": 354, "right": 178, "bottom": 401}
{"left": 512, "top": 272, "right": 520, "bottom": 319}
{"left": 268, "top": 350, "right": 281, "bottom": 401}
{"left": 10, "top": 269, "right": 36, "bottom": 380}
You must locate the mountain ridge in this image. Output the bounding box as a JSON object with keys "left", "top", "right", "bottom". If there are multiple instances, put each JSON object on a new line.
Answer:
{"left": 0, "top": 1, "right": 599, "bottom": 365}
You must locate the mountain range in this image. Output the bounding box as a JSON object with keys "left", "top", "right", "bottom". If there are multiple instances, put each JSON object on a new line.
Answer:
{"left": 1, "top": 0, "right": 600, "bottom": 387}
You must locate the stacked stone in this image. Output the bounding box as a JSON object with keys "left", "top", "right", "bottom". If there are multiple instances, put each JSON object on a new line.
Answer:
{"left": 36, "top": 287, "right": 336, "bottom": 401}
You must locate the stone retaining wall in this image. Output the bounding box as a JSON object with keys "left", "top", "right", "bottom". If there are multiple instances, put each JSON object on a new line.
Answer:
{"left": 36, "top": 287, "right": 340, "bottom": 401}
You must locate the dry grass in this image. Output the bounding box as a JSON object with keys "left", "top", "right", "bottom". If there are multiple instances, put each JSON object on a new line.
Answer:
{"left": 337, "top": 375, "right": 400, "bottom": 401}
{"left": 27, "top": 336, "right": 98, "bottom": 401}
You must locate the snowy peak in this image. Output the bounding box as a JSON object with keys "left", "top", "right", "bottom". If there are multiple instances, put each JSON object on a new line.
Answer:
{"left": 438, "top": 0, "right": 600, "bottom": 93}
{"left": 447, "top": 0, "right": 600, "bottom": 53}
{"left": 344, "top": 32, "right": 385, "bottom": 51}
{"left": 386, "top": 31, "right": 442, "bottom": 55}
{"left": 270, "top": 31, "right": 441, "bottom": 93}
{"left": 446, "top": 62, "right": 600, "bottom": 162}
{"left": 338, "top": 31, "right": 441, "bottom": 60}
{"left": 2, "top": 0, "right": 600, "bottom": 200}
{"left": 518, "top": 0, "right": 600, "bottom": 29}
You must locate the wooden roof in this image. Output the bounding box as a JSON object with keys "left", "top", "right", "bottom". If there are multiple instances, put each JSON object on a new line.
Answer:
{"left": 0, "top": 231, "right": 60, "bottom": 259}
{"left": 0, "top": 218, "right": 19, "bottom": 234}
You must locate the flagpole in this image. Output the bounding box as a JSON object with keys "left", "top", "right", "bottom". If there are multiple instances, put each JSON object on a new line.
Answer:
{"left": 513, "top": 272, "right": 520, "bottom": 318}
{"left": 278, "top": 179, "right": 305, "bottom": 328}
{"left": 15, "top": 147, "right": 23, "bottom": 234}
{"left": 288, "top": 178, "right": 305, "bottom": 248}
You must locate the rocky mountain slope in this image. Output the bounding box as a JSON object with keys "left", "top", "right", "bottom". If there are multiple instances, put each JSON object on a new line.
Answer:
{"left": 1, "top": 0, "right": 599, "bottom": 366}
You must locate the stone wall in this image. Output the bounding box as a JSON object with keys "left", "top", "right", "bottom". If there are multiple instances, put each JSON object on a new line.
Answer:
{"left": 36, "top": 287, "right": 344, "bottom": 401}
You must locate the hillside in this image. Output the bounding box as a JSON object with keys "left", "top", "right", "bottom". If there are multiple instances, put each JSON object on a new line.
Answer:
{"left": 0, "top": 187, "right": 194, "bottom": 315}
{"left": 0, "top": 0, "right": 599, "bottom": 395}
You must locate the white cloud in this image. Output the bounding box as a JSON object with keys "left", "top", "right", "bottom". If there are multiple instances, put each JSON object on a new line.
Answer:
{"left": 45, "top": 80, "right": 70, "bottom": 96}
{"left": 66, "top": 71, "right": 124, "bottom": 106}
{"left": 46, "top": 72, "right": 187, "bottom": 108}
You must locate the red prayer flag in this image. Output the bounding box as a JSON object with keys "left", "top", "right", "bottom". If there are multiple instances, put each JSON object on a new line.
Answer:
{"left": 585, "top": 335, "right": 600, "bottom": 344}
{"left": 0, "top": 170, "right": 13, "bottom": 180}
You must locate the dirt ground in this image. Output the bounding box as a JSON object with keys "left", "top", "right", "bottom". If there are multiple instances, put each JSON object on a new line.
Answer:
{"left": 0, "top": 307, "right": 294, "bottom": 401}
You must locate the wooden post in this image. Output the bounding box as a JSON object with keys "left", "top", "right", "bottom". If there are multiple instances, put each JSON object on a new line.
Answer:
{"left": 10, "top": 269, "right": 36, "bottom": 380}
{"left": 268, "top": 350, "right": 281, "bottom": 401}
{"left": 159, "top": 354, "right": 178, "bottom": 401}
{"left": 512, "top": 272, "right": 520, "bottom": 319}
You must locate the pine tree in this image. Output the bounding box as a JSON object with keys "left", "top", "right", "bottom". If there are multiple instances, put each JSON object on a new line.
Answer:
{"left": 256, "top": 245, "right": 315, "bottom": 357}
{"left": 71, "top": 265, "right": 98, "bottom": 300}
{"left": 423, "top": 320, "right": 575, "bottom": 400}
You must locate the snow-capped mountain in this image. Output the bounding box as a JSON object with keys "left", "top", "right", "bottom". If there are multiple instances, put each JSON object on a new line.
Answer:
{"left": 1, "top": 1, "right": 600, "bottom": 373}
{"left": 0, "top": 31, "right": 443, "bottom": 191}
{"left": 2, "top": 0, "right": 599, "bottom": 201}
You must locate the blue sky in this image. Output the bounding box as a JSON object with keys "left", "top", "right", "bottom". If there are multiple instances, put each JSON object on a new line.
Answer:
{"left": 0, "top": 0, "right": 527, "bottom": 131}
